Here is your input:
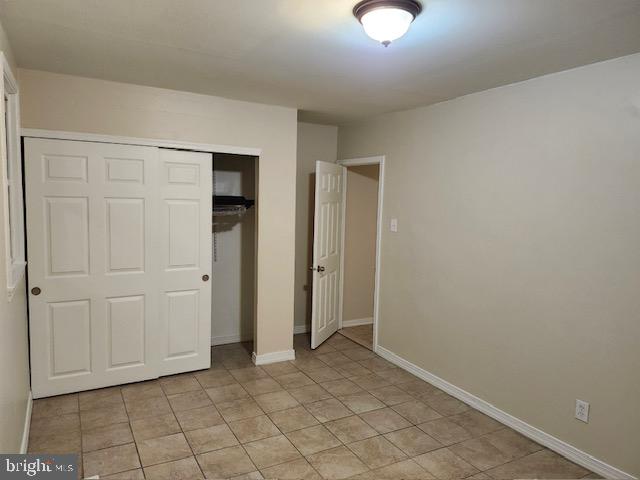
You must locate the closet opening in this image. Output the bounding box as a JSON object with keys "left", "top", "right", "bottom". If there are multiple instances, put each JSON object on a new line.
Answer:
{"left": 211, "top": 153, "right": 258, "bottom": 354}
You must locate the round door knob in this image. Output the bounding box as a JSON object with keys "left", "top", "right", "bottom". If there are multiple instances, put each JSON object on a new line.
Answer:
{"left": 31, "top": 287, "right": 42, "bottom": 296}
{"left": 202, "top": 275, "right": 210, "bottom": 282}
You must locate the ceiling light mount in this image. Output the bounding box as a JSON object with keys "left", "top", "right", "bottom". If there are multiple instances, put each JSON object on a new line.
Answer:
{"left": 353, "top": 0, "right": 422, "bottom": 46}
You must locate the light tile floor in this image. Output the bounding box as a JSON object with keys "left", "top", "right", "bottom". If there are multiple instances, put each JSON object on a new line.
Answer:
{"left": 28, "top": 333, "right": 599, "bottom": 480}
{"left": 338, "top": 325, "right": 373, "bottom": 351}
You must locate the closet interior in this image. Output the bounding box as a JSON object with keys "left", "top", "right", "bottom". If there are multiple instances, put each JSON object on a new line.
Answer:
{"left": 211, "top": 153, "right": 257, "bottom": 347}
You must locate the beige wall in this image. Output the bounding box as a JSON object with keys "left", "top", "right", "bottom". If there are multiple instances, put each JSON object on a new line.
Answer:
{"left": 338, "top": 53, "right": 640, "bottom": 477}
{"left": 0, "top": 20, "right": 15, "bottom": 73}
{"left": 19, "top": 68, "right": 298, "bottom": 357}
{"left": 343, "top": 165, "right": 379, "bottom": 321}
{"left": 0, "top": 19, "right": 30, "bottom": 453}
{"left": 295, "top": 123, "right": 338, "bottom": 329}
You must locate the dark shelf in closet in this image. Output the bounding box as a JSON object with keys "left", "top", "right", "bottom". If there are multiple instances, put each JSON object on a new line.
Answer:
{"left": 213, "top": 195, "right": 255, "bottom": 209}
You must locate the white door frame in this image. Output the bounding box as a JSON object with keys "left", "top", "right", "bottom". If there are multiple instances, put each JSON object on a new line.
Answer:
{"left": 336, "top": 155, "right": 385, "bottom": 353}
{"left": 21, "top": 129, "right": 261, "bottom": 157}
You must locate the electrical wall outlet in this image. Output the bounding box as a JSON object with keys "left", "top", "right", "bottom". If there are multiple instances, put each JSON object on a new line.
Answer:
{"left": 390, "top": 218, "right": 398, "bottom": 232}
{"left": 575, "top": 399, "right": 590, "bottom": 423}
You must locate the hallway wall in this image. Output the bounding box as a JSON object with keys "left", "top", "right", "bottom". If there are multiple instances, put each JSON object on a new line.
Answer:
{"left": 343, "top": 165, "right": 379, "bottom": 322}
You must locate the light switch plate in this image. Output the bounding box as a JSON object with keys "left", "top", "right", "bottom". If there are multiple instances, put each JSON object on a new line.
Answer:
{"left": 575, "top": 399, "right": 589, "bottom": 423}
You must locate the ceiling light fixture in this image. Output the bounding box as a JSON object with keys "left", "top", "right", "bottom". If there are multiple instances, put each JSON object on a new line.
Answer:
{"left": 353, "top": 0, "right": 422, "bottom": 47}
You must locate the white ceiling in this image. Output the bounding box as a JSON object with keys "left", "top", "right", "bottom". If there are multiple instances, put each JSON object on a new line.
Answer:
{"left": 1, "top": 0, "right": 640, "bottom": 124}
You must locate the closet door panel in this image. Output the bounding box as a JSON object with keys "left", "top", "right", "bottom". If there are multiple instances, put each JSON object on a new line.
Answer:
{"left": 25, "top": 138, "right": 160, "bottom": 398}
{"left": 165, "top": 289, "right": 200, "bottom": 358}
{"left": 48, "top": 299, "right": 92, "bottom": 378}
{"left": 107, "top": 295, "right": 146, "bottom": 369}
{"left": 106, "top": 198, "right": 146, "bottom": 273}
{"left": 158, "top": 149, "right": 212, "bottom": 375}
{"left": 165, "top": 200, "right": 200, "bottom": 270}
{"left": 44, "top": 196, "right": 90, "bottom": 276}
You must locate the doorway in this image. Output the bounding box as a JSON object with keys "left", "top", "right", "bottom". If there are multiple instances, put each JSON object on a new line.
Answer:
{"left": 339, "top": 161, "right": 380, "bottom": 350}
{"left": 309, "top": 156, "right": 385, "bottom": 352}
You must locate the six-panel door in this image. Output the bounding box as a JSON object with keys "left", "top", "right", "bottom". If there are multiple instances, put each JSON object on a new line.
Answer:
{"left": 158, "top": 149, "right": 212, "bottom": 376}
{"left": 311, "top": 161, "right": 345, "bottom": 349}
{"left": 25, "top": 138, "right": 212, "bottom": 398}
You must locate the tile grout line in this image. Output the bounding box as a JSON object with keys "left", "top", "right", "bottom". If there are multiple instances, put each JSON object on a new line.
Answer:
{"left": 246, "top": 365, "right": 362, "bottom": 479}
{"left": 235, "top": 364, "right": 333, "bottom": 477}
{"left": 122, "top": 384, "right": 146, "bottom": 479}
{"left": 75, "top": 394, "right": 83, "bottom": 479}
{"left": 161, "top": 379, "right": 209, "bottom": 480}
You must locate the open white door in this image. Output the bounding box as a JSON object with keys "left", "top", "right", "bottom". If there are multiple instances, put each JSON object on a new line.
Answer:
{"left": 25, "top": 138, "right": 212, "bottom": 397}
{"left": 311, "top": 161, "right": 346, "bottom": 349}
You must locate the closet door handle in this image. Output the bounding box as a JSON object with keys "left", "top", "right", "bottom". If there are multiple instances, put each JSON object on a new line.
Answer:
{"left": 202, "top": 275, "right": 210, "bottom": 282}
{"left": 310, "top": 266, "right": 326, "bottom": 273}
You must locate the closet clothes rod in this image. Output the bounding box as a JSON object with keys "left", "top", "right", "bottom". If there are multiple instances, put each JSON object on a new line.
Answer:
{"left": 213, "top": 195, "right": 255, "bottom": 209}
{"left": 212, "top": 195, "right": 255, "bottom": 218}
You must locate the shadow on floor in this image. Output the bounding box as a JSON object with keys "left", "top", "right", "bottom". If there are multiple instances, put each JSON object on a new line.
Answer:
{"left": 338, "top": 324, "right": 373, "bottom": 350}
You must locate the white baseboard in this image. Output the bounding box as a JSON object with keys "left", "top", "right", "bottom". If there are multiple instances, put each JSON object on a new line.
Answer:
{"left": 293, "top": 324, "right": 309, "bottom": 335}
{"left": 213, "top": 325, "right": 308, "bottom": 348}
{"left": 376, "top": 345, "right": 636, "bottom": 480}
{"left": 342, "top": 317, "right": 373, "bottom": 328}
{"left": 20, "top": 391, "right": 33, "bottom": 454}
{"left": 252, "top": 349, "right": 296, "bottom": 365}
{"left": 213, "top": 325, "right": 309, "bottom": 346}
{"left": 211, "top": 334, "right": 253, "bottom": 346}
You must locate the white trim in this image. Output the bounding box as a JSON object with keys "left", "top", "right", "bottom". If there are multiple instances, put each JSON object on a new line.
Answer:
{"left": 211, "top": 334, "right": 253, "bottom": 346}
{"left": 21, "top": 129, "right": 262, "bottom": 157}
{"left": 2, "top": 53, "right": 26, "bottom": 299}
{"left": 336, "top": 155, "right": 385, "bottom": 354}
{"left": 342, "top": 317, "right": 373, "bottom": 327}
{"left": 294, "top": 324, "right": 309, "bottom": 335}
{"left": 374, "top": 158, "right": 385, "bottom": 354}
{"left": 377, "top": 345, "right": 637, "bottom": 480}
{"left": 338, "top": 156, "right": 382, "bottom": 167}
{"left": 252, "top": 349, "right": 296, "bottom": 365}
{"left": 20, "top": 391, "right": 33, "bottom": 454}
{"left": 338, "top": 165, "right": 347, "bottom": 330}
{"left": 6, "top": 261, "right": 26, "bottom": 300}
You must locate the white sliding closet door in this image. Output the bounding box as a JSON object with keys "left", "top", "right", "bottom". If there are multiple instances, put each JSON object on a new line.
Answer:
{"left": 26, "top": 138, "right": 160, "bottom": 397}
{"left": 158, "top": 149, "right": 212, "bottom": 375}
{"left": 25, "top": 138, "right": 212, "bottom": 398}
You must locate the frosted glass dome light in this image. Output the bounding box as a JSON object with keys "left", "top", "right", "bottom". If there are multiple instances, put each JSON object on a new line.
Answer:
{"left": 354, "top": 0, "right": 422, "bottom": 47}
